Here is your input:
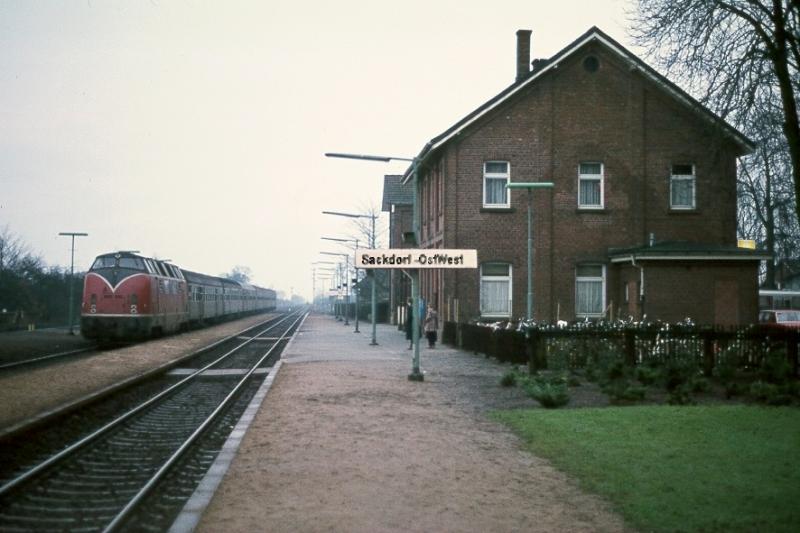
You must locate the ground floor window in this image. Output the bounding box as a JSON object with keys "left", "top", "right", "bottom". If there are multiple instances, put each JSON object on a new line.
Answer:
{"left": 576, "top": 264, "right": 605, "bottom": 318}
{"left": 480, "top": 262, "right": 512, "bottom": 317}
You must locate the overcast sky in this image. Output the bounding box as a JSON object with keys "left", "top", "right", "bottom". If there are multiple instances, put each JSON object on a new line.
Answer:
{"left": 1, "top": 0, "right": 635, "bottom": 299}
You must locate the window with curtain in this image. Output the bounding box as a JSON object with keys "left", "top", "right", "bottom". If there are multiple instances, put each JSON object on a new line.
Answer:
{"left": 670, "top": 164, "right": 696, "bottom": 209}
{"left": 575, "top": 264, "right": 604, "bottom": 317}
{"left": 578, "top": 162, "right": 603, "bottom": 208}
{"left": 483, "top": 161, "right": 510, "bottom": 207}
{"left": 480, "top": 262, "right": 512, "bottom": 317}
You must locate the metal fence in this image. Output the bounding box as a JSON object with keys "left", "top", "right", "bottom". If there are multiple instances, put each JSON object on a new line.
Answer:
{"left": 442, "top": 321, "right": 799, "bottom": 377}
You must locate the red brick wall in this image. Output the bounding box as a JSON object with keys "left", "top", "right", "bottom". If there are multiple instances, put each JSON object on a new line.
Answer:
{"left": 641, "top": 262, "right": 759, "bottom": 325}
{"left": 417, "top": 40, "right": 752, "bottom": 324}
{"left": 388, "top": 205, "right": 413, "bottom": 323}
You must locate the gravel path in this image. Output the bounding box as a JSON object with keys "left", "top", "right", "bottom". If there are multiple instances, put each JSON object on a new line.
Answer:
{"left": 196, "top": 315, "right": 629, "bottom": 532}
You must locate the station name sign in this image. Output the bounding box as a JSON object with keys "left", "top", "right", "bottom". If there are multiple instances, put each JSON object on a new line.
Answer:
{"left": 355, "top": 249, "right": 477, "bottom": 269}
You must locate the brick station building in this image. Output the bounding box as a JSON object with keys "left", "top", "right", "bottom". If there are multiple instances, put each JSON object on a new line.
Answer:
{"left": 402, "top": 27, "right": 767, "bottom": 326}
{"left": 382, "top": 174, "right": 414, "bottom": 324}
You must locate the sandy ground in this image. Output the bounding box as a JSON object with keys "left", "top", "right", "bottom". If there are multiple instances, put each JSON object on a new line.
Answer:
{"left": 197, "top": 316, "right": 629, "bottom": 532}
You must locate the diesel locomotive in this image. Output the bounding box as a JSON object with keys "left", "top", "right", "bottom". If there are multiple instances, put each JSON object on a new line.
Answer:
{"left": 80, "top": 251, "right": 276, "bottom": 340}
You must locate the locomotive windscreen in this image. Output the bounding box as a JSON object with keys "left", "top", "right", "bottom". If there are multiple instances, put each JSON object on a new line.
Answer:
{"left": 91, "top": 255, "right": 146, "bottom": 271}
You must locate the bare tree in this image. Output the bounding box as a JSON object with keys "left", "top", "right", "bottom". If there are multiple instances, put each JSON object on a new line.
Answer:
{"left": 0, "top": 225, "right": 32, "bottom": 271}
{"left": 630, "top": 0, "right": 800, "bottom": 217}
{"left": 222, "top": 265, "right": 252, "bottom": 283}
{"left": 738, "top": 92, "right": 800, "bottom": 286}
{"left": 345, "top": 203, "right": 386, "bottom": 249}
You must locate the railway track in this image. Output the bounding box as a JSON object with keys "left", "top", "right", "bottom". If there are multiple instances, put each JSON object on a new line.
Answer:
{"left": 0, "top": 310, "right": 306, "bottom": 532}
{"left": 0, "top": 346, "right": 100, "bottom": 372}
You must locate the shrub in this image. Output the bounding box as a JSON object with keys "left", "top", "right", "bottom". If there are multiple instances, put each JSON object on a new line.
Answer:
{"left": 635, "top": 365, "right": 661, "bottom": 386}
{"left": 724, "top": 382, "right": 745, "bottom": 398}
{"left": 715, "top": 353, "right": 738, "bottom": 384}
{"left": 664, "top": 359, "right": 696, "bottom": 391}
{"left": 603, "top": 359, "right": 629, "bottom": 383}
{"left": 603, "top": 380, "right": 647, "bottom": 403}
{"left": 760, "top": 350, "right": 792, "bottom": 385}
{"left": 528, "top": 372, "right": 568, "bottom": 387}
{"left": 749, "top": 381, "right": 793, "bottom": 405}
{"left": 500, "top": 370, "right": 518, "bottom": 388}
{"left": 689, "top": 375, "right": 710, "bottom": 393}
{"left": 668, "top": 383, "right": 696, "bottom": 405}
{"left": 523, "top": 382, "right": 570, "bottom": 408}
{"left": 584, "top": 362, "right": 599, "bottom": 382}
{"left": 779, "top": 381, "right": 800, "bottom": 398}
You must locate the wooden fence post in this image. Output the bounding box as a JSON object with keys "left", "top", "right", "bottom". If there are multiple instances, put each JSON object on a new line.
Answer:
{"left": 703, "top": 331, "right": 715, "bottom": 377}
{"left": 528, "top": 330, "right": 538, "bottom": 375}
{"left": 624, "top": 329, "right": 636, "bottom": 366}
{"left": 788, "top": 330, "right": 799, "bottom": 378}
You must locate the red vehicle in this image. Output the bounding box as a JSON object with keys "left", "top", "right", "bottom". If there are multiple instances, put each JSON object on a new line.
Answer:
{"left": 81, "top": 251, "right": 275, "bottom": 340}
{"left": 758, "top": 309, "right": 800, "bottom": 329}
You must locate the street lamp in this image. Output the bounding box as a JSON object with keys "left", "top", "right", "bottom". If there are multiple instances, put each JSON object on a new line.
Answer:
{"left": 505, "top": 182, "right": 554, "bottom": 321}
{"left": 322, "top": 236, "right": 362, "bottom": 334}
{"left": 322, "top": 210, "right": 380, "bottom": 345}
{"left": 312, "top": 261, "right": 337, "bottom": 313}
{"left": 58, "top": 231, "right": 88, "bottom": 335}
{"left": 321, "top": 251, "right": 351, "bottom": 325}
{"left": 325, "top": 152, "right": 423, "bottom": 381}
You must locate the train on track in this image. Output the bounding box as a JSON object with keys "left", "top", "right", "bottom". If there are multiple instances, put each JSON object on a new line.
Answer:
{"left": 80, "top": 251, "right": 276, "bottom": 340}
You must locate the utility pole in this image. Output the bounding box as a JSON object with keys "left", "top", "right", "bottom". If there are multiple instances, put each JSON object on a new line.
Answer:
{"left": 58, "top": 232, "right": 88, "bottom": 335}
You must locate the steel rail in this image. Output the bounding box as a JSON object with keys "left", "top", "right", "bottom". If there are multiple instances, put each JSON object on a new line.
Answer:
{"left": 0, "top": 346, "right": 98, "bottom": 371}
{"left": 0, "top": 312, "right": 295, "bottom": 497}
{"left": 103, "top": 310, "right": 307, "bottom": 532}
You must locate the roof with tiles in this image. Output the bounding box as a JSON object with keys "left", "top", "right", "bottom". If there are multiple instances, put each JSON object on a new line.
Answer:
{"left": 402, "top": 26, "right": 754, "bottom": 182}
{"left": 381, "top": 174, "right": 414, "bottom": 212}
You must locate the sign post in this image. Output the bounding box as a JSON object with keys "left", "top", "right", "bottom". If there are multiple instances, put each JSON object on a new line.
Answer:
{"left": 356, "top": 248, "right": 477, "bottom": 380}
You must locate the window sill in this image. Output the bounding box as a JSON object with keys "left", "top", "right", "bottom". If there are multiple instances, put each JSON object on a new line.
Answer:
{"left": 480, "top": 207, "right": 516, "bottom": 214}
{"left": 576, "top": 208, "right": 607, "bottom": 214}
{"left": 668, "top": 208, "right": 700, "bottom": 214}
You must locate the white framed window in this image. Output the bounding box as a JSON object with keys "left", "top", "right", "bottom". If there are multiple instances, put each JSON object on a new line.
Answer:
{"left": 575, "top": 264, "right": 605, "bottom": 318}
{"left": 578, "top": 162, "right": 604, "bottom": 209}
{"left": 670, "top": 164, "right": 696, "bottom": 209}
{"left": 480, "top": 262, "right": 512, "bottom": 317}
{"left": 483, "top": 161, "right": 510, "bottom": 208}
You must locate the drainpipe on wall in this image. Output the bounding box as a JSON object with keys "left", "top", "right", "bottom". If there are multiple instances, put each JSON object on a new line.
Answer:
{"left": 631, "top": 255, "right": 645, "bottom": 321}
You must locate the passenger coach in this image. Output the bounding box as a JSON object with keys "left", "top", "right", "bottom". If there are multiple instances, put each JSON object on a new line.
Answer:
{"left": 81, "top": 251, "right": 276, "bottom": 340}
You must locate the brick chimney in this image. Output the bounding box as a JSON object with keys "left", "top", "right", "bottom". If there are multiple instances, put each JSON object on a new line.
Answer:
{"left": 516, "top": 29, "right": 532, "bottom": 82}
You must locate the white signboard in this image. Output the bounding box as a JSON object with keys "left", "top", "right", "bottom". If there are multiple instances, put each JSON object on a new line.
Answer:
{"left": 355, "top": 249, "right": 477, "bottom": 269}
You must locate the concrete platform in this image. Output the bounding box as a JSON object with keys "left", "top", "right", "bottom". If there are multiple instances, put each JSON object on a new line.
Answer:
{"left": 187, "top": 314, "right": 626, "bottom": 533}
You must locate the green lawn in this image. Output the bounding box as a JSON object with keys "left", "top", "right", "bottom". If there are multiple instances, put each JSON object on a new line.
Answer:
{"left": 492, "top": 406, "right": 800, "bottom": 532}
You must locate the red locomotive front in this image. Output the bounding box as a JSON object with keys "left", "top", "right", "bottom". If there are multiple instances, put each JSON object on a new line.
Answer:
{"left": 80, "top": 252, "right": 155, "bottom": 340}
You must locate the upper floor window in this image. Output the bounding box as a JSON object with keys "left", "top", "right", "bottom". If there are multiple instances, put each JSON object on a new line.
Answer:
{"left": 480, "top": 262, "right": 512, "bottom": 317}
{"left": 575, "top": 264, "right": 605, "bottom": 318}
{"left": 483, "top": 161, "right": 510, "bottom": 208}
{"left": 670, "top": 164, "right": 696, "bottom": 210}
{"left": 578, "top": 162, "right": 603, "bottom": 209}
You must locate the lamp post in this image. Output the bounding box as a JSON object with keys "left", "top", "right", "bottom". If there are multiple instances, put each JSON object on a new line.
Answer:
{"left": 58, "top": 231, "right": 88, "bottom": 335}
{"left": 505, "top": 182, "right": 554, "bottom": 321}
{"left": 321, "top": 251, "right": 351, "bottom": 325}
{"left": 312, "top": 261, "right": 337, "bottom": 313}
{"left": 323, "top": 209, "right": 380, "bottom": 345}
{"left": 325, "top": 152, "right": 423, "bottom": 381}
{"left": 322, "top": 237, "right": 362, "bottom": 334}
